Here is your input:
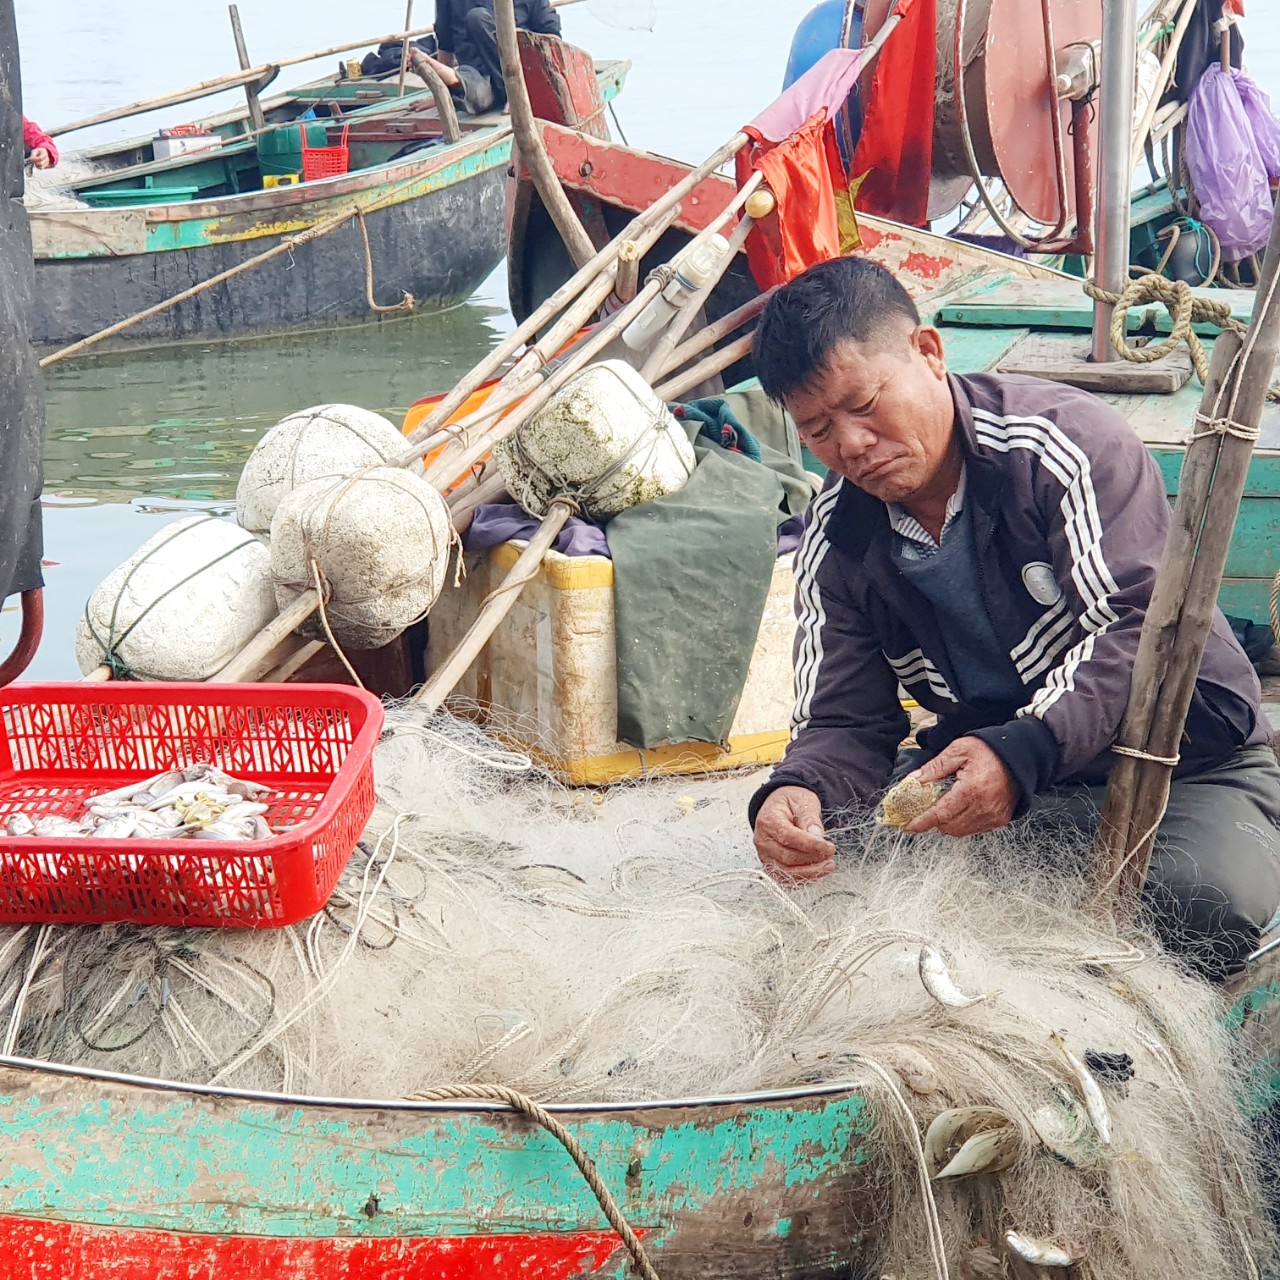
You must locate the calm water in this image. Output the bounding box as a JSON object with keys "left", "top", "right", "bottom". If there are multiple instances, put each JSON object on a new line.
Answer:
{"left": 11, "top": 1, "right": 1280, "bottom": 675}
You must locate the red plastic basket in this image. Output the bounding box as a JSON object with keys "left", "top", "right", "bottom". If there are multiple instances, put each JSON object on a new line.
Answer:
{"left": 0, "top": 683, "right": 383, "bottom": 929}
{"left": 301, "top": 123, "right": 350, "bottom": 181}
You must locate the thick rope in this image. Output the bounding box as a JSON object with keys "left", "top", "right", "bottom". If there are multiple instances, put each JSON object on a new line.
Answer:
{"left": 1083, "top": 273, "right": 1245, "bottom": 383}
{"left": 356, "top": 210, "right": 416, "bottom": 315}
{"left": 405, "top": 1082, "right": 662, "bottom": 1280}
{"left": 1270, "top": 565, "right": 1279, "bottom": 645}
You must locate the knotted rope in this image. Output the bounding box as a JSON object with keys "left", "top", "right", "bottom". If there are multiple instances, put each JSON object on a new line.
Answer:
{"left": 1083, "top": 273, "right": 1246, "bottom": 383}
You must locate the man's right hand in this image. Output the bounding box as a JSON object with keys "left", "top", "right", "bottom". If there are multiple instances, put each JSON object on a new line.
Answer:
{"left": 753, "top": 786, "right": 836, "bottom": 884}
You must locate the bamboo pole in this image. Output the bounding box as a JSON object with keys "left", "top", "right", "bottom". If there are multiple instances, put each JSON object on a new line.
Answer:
{"left": 398, "top": 1, "right": 416, "bottom": 96}
{"left": 654, "top": 330, "right": 755, "bottom": 403}
{"left": 412, "top": 212, "right": 679, "bottom": 477}
{"left": 1092, "top": 198, "right": 1280, "bottom": 910}
{"left": 415, "top": 499, "right": 575, "bottom": 711}
{"left": 211, "top": 590, "right": 322, "bottom": 684}
{"left": 404, "top": 126, "right": 749, "bottom": 446}
{"left": 638, "top": 192, "right": 759, "bottom": 383}
{"left": 403, "top": 198, "right": 683, "bottom": 448}
{"left": 418, "top": 161, "right": 759, "bottom": 485}
{"left": 494, "top": 0, "right": 595, "bottom": 271}
{"left": 1129, "top": 0, "right": 1199, "bottom": 174}
{"left": 260, "top": 640, "right": 326, "bottom": 684}
{"left": 655, "top": 289, "right": 772, "bottom": 381}
{"left": 614, "top": 239, "right": 641, "bottom": 304}
{"left": 229, "top": 6, "right": 267, "bottom": 134}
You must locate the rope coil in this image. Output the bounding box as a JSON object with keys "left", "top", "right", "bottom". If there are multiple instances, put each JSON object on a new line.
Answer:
{"left": 1083, "top": 273, "right": 1246, "bottom": 383}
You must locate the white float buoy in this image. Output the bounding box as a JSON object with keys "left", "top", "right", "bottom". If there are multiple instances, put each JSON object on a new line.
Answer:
{"left": 235, "top": 403, "right": 418, "bottom": 538}
{"left": 75, "top": 515, "right": 277, "bottom": 680}
{"left": 417, "top": 360, "right": 697, "bottom": 711}
{"left": 270, "top": 467, "right": 453, "bottom": 651}
{"left": 493, "top": 360, "right": 696, "bottom": 519}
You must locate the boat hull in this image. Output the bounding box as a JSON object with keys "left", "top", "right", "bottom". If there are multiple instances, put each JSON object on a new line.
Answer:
{"left": 0, "top": 1062, "right": 876, "bottom": 1279}
{"left": 33, "top": 162, "right": 507, "bottom": 350}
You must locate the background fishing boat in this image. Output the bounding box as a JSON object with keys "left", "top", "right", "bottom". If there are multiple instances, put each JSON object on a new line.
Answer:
{"left": 506, "top": 0, "right": 1280, "bottom": 630}
{"left": 30, "top": 38, "right": 627, "bottom": 351}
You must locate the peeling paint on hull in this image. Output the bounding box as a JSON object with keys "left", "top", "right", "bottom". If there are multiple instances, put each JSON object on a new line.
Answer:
{"left": 0, "top": 1062, "right": 876, "bottom": 1279}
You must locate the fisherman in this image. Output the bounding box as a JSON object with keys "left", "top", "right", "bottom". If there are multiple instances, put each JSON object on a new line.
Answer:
{"left": 413, "top": 0, "right": 562, "bottom": 114}
{"left": 749, "top": 255, "right": 1280, "bottom": 980}
{"left": 22, "top": 116, "right": 57, "bottom": 169}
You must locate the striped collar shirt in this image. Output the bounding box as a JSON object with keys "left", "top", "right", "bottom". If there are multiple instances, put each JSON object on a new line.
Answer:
{"left": 886, "top": 467, "right": 968, "bottom": 561}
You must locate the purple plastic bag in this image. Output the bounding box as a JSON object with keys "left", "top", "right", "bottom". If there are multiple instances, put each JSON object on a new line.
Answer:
{"left": 1236, "top": 71, "right": 1280, "bottom": 179}
{"left": 1185, "top": 65, "right": 1276, "bottom": 259}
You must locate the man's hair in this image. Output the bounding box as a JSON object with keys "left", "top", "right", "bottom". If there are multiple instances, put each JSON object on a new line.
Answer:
{"left": 753, "top": 257, "right": 922, "bottom": 402}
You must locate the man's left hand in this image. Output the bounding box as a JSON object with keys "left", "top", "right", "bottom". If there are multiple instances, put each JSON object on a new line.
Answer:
{"left": 904, "top": 737, "right": 1018, "bottom": 837}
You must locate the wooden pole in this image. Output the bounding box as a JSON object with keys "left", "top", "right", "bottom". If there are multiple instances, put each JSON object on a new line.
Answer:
{"left": 229, "top": 6, "right": 267, "bottom": 134}
{"left": 210, "top": 590, "right": 321, "bottom": 684}
{"left": 414, "top": 499, "right": 575, "bottom": 711}
{"left": 1092, "top": 198, "right": 1280, "bottom": 909}
{"left": 1129, "top": 0, "right": 1198, "bottom": 173}
{"left": 494, "top": 0, "right": 595, "bottom": 271}
{"left": 655, "top": 289, "right": 772, "bottom": 382}
{"left": 654, "top": 330, "right": 755, "bottom": 403}
{"left": 398, "top": 0, "right": 416, "bottom": 96}
{"left": 403, "top": 127, "right": 749, "bottom": 447}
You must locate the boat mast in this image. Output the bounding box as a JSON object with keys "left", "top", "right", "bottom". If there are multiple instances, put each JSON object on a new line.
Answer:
{"left": 1091, "top": 0, "right": 1139, "bottom": 362}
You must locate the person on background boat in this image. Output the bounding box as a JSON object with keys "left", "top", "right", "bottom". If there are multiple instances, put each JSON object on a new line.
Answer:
{"left": 413, "top": 0, "right": 562, "bottom": 114}
{"left": 748, "top": 256, "right": 1280, "bottom": 981}
{"left": 22, "top": 117, "right": 57, "bottom": 169}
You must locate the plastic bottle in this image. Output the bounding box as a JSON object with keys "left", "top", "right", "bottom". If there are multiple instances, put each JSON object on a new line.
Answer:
{"left": 621, "top": 234, "right": 732, "bottom": 351}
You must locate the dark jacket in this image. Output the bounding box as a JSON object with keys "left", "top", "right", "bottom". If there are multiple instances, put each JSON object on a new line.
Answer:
{"left": 435, "top": 0, "right": 562, "bottom": 71}
{"left": 749, "top": 372, "right": 1268, "bottom": 825}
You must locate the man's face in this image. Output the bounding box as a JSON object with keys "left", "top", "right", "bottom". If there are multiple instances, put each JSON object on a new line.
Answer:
{"left": 782, "top": 326, "right": 956, "bottom": 506}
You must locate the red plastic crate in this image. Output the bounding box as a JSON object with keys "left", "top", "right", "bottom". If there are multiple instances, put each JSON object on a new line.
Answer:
{"left": 0, "top": 683, "right": 384, "bottom": 928}
{"left": 301, "top": 123, "right": 350, "bottom": 181}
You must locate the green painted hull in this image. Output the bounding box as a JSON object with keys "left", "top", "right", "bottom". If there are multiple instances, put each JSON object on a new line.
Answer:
{"left": 0, "top": 1059, "right": 876, "bottom": 1278}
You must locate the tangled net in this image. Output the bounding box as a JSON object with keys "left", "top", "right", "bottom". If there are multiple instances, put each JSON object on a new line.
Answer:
{"left": 0, "top": 701, "right": 1272, "bottom": 1279}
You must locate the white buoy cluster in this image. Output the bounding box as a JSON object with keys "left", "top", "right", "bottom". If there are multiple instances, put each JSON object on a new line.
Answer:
{"left": 77, "top": 404, "right": 450, "bottom": 680}
{"left": 78, "top": 356, "right": 700, "bottom": 687}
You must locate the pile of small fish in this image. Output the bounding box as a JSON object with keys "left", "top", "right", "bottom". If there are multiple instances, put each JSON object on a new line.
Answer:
{"left": 4, "top": 764, "right": 275, "bottom": 842}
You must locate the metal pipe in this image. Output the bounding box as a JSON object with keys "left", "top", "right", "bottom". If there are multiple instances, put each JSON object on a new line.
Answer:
{"left": 1091, "top": 0, "right": 1139, "bottom": 362}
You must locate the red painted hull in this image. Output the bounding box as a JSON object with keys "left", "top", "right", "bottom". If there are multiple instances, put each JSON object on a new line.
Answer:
{"left": 1, "top": 1216, "right": 628, "bottom": 1280}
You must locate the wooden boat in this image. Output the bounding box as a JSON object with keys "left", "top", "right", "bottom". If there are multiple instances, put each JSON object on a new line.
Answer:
{"left": 0, "top": 954, "right": 1274, "bottom": 1278}
{"left": 0, "top": 1057, "right": 876, "bottom": 1277}
{"left": 506, "top": 46, "right": 1280, "bottom": 631}
{"left": 29, "top": 55, "right": 628, "bottom": 352}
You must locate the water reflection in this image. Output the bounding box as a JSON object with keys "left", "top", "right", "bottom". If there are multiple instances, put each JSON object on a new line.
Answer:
{"left": 30, "top": 298, "right": 507, "bottom": 678}
{"left": 43, "top": 300, "right": 509, "bottom": 504}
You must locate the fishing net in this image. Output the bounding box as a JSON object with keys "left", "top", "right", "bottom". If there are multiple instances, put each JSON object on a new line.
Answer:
{"left": 0, "top": 700, "right": 1272, "bottom": 1279}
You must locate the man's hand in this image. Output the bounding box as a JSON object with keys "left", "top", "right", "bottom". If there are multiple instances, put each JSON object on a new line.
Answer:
{"left": 29, "top": 147, "right": 52, "bottom": 170}
{"left": 905, "top": 737, "right": 1018, "bottom": 837}
{"left": 754, "top": 786, "right": 836, "bottom": 883}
